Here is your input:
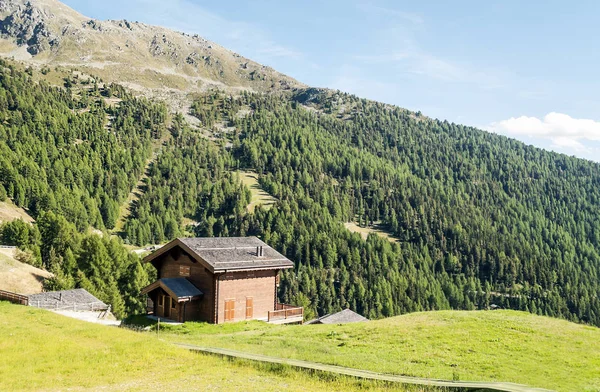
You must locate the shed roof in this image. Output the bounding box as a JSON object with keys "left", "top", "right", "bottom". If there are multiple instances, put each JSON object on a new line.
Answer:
{"left": 140, "top": 278, "right": 203, "bottom": 301}
{"left": 28, "top": 289, "right": 107, "bottom": 311}
{"left": 143, "top": 237, "right": 294, "bottom": 273}
{"left": 307, "top": 309, "right": 369, "bottom": 324}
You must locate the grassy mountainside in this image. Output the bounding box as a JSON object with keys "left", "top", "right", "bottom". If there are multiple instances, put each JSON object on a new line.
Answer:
{"left": 148, "top": 310, "right": 600, "bottom": 392}
{"left": 0, "top": 247, "right": 51, "bottom": 293}
{"left": 0, "top": 199, "right": 33, "bottom": 223}
{"left": 0, "top": 0, "right": 302, "bottom": 104}
{"left": 0, "top": 302, "right": 430, "bottom": 392}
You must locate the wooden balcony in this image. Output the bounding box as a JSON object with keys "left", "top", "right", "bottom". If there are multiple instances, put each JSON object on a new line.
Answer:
{"left": 268, "top": 303, "right": 303, "bottom": 324}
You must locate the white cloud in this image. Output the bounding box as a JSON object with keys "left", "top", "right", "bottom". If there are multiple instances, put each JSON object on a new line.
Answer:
{"left": 490, "top": 112, "right": 600, "bottom": 142}
{"left": 489, "top": 112, "right": 600, "bottom": 161}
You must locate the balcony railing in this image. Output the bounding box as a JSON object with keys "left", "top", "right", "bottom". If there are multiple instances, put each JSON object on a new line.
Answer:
{"left": 268, "top": 303, "right": 303, "bottom": 324}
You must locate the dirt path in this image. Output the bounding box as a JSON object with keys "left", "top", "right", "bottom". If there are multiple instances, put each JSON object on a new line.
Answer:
{"left": 176, "top": 344, "right": 553, "bottom": 392}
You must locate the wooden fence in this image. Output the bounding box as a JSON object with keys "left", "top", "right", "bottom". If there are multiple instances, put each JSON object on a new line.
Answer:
{"left": 0, "top": 289, "right": 28, "bottom": 305}
{"left": 268, "top": 303, "right": 303, "bottom": 323}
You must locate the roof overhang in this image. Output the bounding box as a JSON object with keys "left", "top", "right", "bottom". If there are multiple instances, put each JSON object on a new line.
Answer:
{"left": 214, "top": 264, "right": 294, "bottom": 273}
{"left": 142, "top": 239, "right": 215, "bottom": 273}
{"left": 143, "top": 238, "right": 295, "bottom": 273}
{"left": 140, "top": 279, "right": 203, "bottom": 302}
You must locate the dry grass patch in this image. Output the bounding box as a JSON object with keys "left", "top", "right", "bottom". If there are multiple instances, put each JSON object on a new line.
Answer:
{"left": 0, "top": 200, "right": 34, "bottom": 224}
{"left": 344, "top": 221, "right": 398, "bottom": 243}
{"left": 237, "top": 171, "right": 277, "bottom": 213}
{"left": 0, "top": 248, "right": 51, "bottom": 294}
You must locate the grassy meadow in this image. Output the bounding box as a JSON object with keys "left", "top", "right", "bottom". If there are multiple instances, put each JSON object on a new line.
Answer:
{"left": 237, "top": 171, "right": 277, "bottom": 212}
{"left": 0, "top": 302, "right": 429, "bottom": 392}
{"left": 149, "top": 310, "right": 600, "bottom": 392}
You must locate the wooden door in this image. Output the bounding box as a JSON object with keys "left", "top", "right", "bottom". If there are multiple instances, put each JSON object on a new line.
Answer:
{"left": 165, "top": 295, "right": 171, "bottom": 318}
{"left": 225, "top": 299, "right": 235, "bottom": 321}
{"left": 246, "top": 297, "right": 253, "bottom": 319}
{"left": 157, "top": 294, "right": 164, "bottom": 317}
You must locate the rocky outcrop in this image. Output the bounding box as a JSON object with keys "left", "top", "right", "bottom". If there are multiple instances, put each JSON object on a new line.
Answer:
{"left": 0, "top": 0, "right": 305, "bottom": 95}
{"left": 0, "top": 0, "right": 60, "bottom": 54}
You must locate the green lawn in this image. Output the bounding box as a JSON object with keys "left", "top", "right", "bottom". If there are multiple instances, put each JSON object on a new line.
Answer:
{"left": 152, "top": 310, "right": 600, "bottom": 392}
{"left": 0, "top": 302, "right": 425, "bottom": 391}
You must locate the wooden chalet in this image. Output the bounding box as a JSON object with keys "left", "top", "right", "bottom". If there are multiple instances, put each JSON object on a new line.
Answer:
{"left": 141, "top": 237, "right": 303, "bottom": 324}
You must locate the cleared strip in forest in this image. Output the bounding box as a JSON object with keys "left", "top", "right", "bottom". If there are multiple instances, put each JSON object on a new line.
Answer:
{"left": 237, "top": 171, "right": 277, "bottom": 213}
{"left": 177, "top": 344, "right": 552, "bottom": 392}
{"left": 344, "top": 221, "right": 399, "bottom": 243}
{"left": 113, "top": 135, "right": 170, "bottom": 234}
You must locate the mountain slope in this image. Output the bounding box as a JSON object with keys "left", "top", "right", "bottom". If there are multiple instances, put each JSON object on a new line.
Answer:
{"left": 0, "top": 1, "right": 598, "bottom": 331}
{"left": 0, "top": 0, "right": 303, "bottom": 101}
{"left": 0, "top": 247, "right": 52, "bottom": 293}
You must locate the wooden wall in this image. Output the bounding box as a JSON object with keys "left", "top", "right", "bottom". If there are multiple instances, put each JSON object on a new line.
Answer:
{"left": 217, "top": 269, "right": 277, "bottom": 324}
{"left": 151, "top": 246, "right": 280, "bottom": 324}
{"left": 157, "top": 249, "right": 215, "bottom": 322}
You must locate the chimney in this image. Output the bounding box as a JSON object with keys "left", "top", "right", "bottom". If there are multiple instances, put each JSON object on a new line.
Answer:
{"left": 256, "top": 246, "right": 260, "bottom": 257}
{"left": 259, "top": 246, "right": 264, "bottom": 257}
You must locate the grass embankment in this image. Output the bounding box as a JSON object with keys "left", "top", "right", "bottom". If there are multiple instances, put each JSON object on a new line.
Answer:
{"left": 344, "top": 221, "right": 399, "bottom": 242}
{"left": 154, "top": 310, "right": 600, "bottom": 392}
{"left": 237, "top": 171, "right": 276, "bottom": 212}
{"left": 0, "top": 302, "right": 428, "bottom": 392}
{"left": 0, "top": 200, "right": 34, "bottom": 224}
{"left": 0, "top": 248, "right": 51, "bottom": 294}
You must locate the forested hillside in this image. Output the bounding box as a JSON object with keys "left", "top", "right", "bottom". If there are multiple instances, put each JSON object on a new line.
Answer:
{"left": 1, "top": 60, "right": 599, "bottom": 326}
{"left": 0, "top": 60, "right": 163, "bottom": 317}
{"left": 118, "top": 88, "right": 600, "bottom": 325}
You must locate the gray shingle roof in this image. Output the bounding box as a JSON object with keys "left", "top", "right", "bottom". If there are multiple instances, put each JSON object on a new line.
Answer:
{"left": 28, "top": 289, "right": 107, "bottom": 311}
{"left": 307, "top": 309, "right": 369, "bottom": 324}
{"left": 160, "top": 278, "right": 203, "bottom": 299}
{"left": 168, "top": 237, "right": 293, "bottom": 272}
{"left": 140, "top": 278, "right": 203, "bottom": 301}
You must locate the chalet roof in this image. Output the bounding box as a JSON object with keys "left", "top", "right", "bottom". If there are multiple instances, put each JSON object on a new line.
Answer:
{"left": 307, "top": 309, "right": 369, "bottom": 325}
{"left": 140, "top": 278, "right": 203, "bottom": 301}
{"left": 28, "top": 289, "right": 107, "bottom": 311}
{"left": 143, "top": 237, "right": 294, "bottom": 273}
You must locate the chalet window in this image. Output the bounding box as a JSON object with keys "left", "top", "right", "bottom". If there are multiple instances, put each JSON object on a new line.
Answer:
{"left": 179, "top": 265, "right": 190, "bottom": 277}
{"left": 171, "top": 298, "right": 176, "bottom": 309}
{"left": 247, "top": 271, "right": 255, "bottom": 278}
{"left": 225, "top": 272, "right": 234, "bottom": 280}
{"left": 158, "top": 295, "right": 164, "bottom": 307}
{"left": 224, "top": 299, "right": 235, "bottom": 321}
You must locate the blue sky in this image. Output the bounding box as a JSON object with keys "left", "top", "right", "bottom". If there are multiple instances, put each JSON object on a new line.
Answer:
{"left": 63, "top": 0, "right": 600, "bottom": 162}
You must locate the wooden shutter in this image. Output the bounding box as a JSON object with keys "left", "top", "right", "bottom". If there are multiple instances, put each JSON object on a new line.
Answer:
{"left": 246, "top": 297, "right": 253, "bottom": 319}
{"left": 179, "top": 265, "right": 190, "bottom": 276}
{"left": 225, "top": 299, "right": 235, "bottom": 321}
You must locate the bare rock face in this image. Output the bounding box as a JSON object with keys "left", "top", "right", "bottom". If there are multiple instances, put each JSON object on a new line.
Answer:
{"left": 0, "top": 0, "right": 60, "bottom": 54}
{"left": 0, "top": 0, "right": 305, "bottom": 99}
